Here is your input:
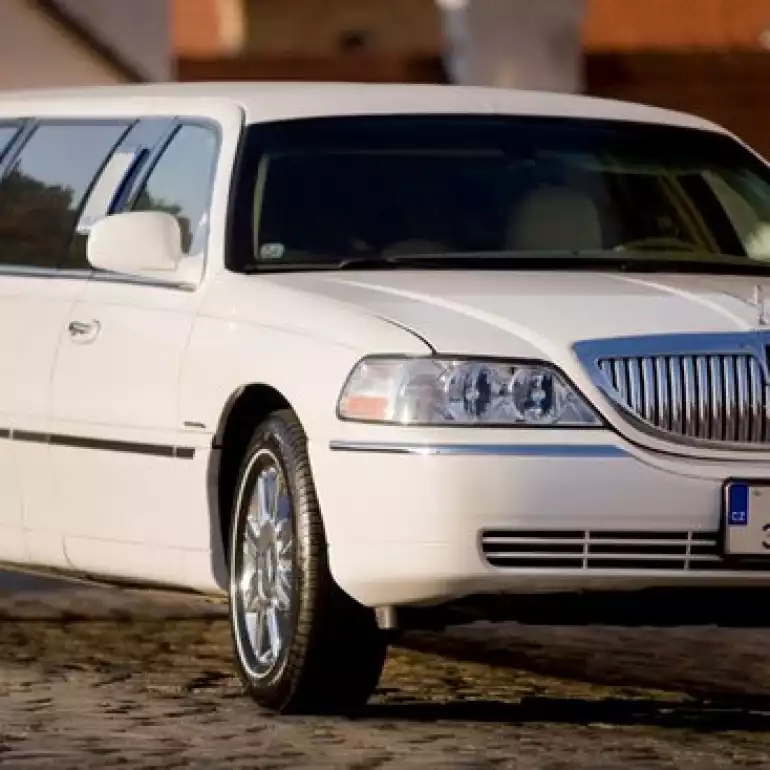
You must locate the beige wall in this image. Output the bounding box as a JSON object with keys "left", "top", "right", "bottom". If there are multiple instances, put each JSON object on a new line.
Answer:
{"left": 54, "top": 0, "right": 171, "bottom": 81}
{"left": 0, "top": 0, "right": 123, "bottom": 90}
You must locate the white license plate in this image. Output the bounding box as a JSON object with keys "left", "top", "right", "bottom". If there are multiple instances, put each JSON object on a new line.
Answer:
{"left": 724, "top": 482, "right": 770, "bottom": 556}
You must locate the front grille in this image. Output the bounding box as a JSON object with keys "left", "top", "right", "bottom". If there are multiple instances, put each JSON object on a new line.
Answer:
{"left": 481, "top": 529, "right": 770, "bottom": 572}
{"left": 597, "top": 353, "right": 768, "bottom": 445}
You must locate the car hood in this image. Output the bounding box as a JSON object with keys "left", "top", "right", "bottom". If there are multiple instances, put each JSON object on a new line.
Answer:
{"left": 273, "top": 270, "right": 770, "bottom": 362}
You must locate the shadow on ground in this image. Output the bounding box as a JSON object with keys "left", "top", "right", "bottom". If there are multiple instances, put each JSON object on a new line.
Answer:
{"left": 4, "top": 570, "right": 770, "bottom": 735}
{"left": 364, "top": 692, "right": 770, "bottom": 732}
{"left": 399, "top": 623, "right": 770, "bottom": 707}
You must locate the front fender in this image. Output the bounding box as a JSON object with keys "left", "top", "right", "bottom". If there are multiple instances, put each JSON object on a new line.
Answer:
{"left": 178, "top": 316, "right": 429, "bottom": 445}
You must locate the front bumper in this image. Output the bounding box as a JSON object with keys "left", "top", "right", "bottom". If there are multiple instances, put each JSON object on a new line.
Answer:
{"left": 309, "top": 428, "right": 770, "bottom": 608}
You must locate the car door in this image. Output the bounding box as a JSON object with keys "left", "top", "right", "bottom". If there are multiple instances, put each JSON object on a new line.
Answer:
{"left": 0, "top": 118, "right": 134, "bottom": 568}
{"left": 49, "top": 120, "right": 222, "bottom": 585}
{"left": 0, "top": 120, "right": 28, "bottom": 564}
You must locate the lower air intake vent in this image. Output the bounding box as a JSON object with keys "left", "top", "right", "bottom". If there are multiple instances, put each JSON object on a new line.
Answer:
{"left": 481, "top": 529, "right": 770, "bottom": 572}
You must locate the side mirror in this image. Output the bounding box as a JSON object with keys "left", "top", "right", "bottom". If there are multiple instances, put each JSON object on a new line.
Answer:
{"left": 87, "top": 211, "right": 183, "bottom": 275}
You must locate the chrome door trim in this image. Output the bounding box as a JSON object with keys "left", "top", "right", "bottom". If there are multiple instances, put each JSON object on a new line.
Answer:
{"left": 0, "top": 426, "right": 196, "bottom": 459}
{"left": 89, "top": 270, "right": 198, "bottom": 292}
{"left": 0, "top": 264, "right": 197, "bottom": 292}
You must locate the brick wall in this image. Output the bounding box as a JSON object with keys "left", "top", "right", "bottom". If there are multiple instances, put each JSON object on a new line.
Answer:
{"left": 584, "top": 0, "right": 770, "bottom": 51}
{"left": 586, "top": 51, "right": 770, "bottom": 158}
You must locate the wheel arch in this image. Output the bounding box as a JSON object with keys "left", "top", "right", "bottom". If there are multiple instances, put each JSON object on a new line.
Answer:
{"left": 209, "top": 383, "right": 298, "bottom": 578}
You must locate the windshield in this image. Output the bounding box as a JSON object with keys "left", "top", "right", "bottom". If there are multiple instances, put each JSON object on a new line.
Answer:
{"left": 227, "top": 114, "right": 770, "bottom": 274}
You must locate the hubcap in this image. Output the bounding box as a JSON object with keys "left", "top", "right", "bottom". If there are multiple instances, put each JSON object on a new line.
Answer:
{"left": 233, "top": 453, "right": 295, "bottom": 679}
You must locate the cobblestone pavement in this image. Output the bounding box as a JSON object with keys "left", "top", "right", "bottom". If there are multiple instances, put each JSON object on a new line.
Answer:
{"left": 2, "top": 570, "right": 770, "bottom": 768}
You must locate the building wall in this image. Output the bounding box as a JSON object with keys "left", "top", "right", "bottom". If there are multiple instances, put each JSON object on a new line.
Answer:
{"left": 0, "top": 0, "right": 123, "bottom": 90}
{"left": 175, "top": 0, "right": 770, "bottom": 58}
{"left": 172, "top": 0, "right": 770, "bottom": 158}
{"left": 53, "top": 0, "right": 171, "bottom": 81}
{"left": 172, "top": 0, "right": 244, "bottom": 57}
{"left": 173, "top": 0, "right": 450, "bottom": 57}
{"left": 241, "top": 0, "right": 443, "bottom": 55}
{"left": 437, "top": 0, "right": 586, "bottom": 91}
{"left": 587, "top": 51, "right": 770, "bottom": 158}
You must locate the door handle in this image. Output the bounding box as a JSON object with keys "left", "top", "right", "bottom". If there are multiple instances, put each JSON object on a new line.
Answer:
{"left": 67, "top": 319, "right": 101, "bottom": 343}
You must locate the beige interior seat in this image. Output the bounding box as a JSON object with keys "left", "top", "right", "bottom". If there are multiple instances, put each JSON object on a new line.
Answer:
{"left": 506, "top": 184, "right": 604, "bottom": 252}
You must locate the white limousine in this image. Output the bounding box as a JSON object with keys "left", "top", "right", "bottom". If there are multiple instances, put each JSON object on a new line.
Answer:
{"left": 3, "top": 81, "right": 770, "bottom": 713}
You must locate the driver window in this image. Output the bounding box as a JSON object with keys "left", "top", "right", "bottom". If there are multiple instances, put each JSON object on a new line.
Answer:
{"left": 131, "top": 123, "right": 219, "bottom": 255}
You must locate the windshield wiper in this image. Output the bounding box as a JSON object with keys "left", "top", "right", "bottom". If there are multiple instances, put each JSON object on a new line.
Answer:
{"left": 337, "top": 251, "right": 610, "bottom": 270}
{"left": 243, "top": 249, "right": 770, "bottom": 275}
{"left": 337, "top": 249, "right": 770, "bottom": 275}
{"left": 337, "top": 251, "right": 699, "bottom": 272}
{"left": 337, "top": 255, "right": 402, "bottom": 270}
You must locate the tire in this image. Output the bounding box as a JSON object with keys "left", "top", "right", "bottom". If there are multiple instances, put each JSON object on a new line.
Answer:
{"left": 227, "top": 408, "right": 387, "bottom": 714}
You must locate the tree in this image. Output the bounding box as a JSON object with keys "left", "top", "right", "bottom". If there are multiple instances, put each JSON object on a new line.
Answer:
{"left": 0, "top": 168, "right": 77, "bottom": 267}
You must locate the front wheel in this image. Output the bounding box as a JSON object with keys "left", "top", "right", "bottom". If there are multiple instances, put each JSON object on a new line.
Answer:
{"left": 228, "top": 409, "right": 387, "bottom": 714}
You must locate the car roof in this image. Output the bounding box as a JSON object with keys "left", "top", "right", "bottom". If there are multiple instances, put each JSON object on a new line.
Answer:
{"left": 0, "top": 81, "right": 725, "bottom": 134}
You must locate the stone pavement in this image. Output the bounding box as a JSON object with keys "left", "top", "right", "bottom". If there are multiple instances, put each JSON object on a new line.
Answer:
{"left": 1, "top": 569, "right": 770, "bottom": 768}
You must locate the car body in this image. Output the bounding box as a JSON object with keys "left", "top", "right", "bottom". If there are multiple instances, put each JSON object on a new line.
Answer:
{"left": 3, "top": 81, "right": 770, "bottom": 712}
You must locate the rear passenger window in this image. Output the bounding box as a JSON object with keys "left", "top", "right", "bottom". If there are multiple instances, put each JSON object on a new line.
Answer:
{"left": 131, "top": 124, "right": 219, "bottom": 254}
{"left": 0, "top": 122, "right": 129, "bottom": 269}
{"left": 0, "top": 125, "right": 19, "bottom": 160}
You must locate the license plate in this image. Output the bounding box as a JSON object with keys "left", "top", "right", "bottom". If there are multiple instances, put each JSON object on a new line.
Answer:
{"left": 724, "top": 482, "right": 770, "bottom": 556}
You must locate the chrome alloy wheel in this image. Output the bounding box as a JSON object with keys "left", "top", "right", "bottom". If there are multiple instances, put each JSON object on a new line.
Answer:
{"left": 232, "top": 450, "right": 295, "bottom": 680}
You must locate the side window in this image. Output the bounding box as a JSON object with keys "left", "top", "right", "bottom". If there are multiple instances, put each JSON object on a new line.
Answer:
{"left": 131, "top": 124, "right": 219, "bottom": 254}
{"left": 0, "top": 125, "right": 19, "bottom": 160}
{"left": 0, "top": 122, "right": 129, "bottom": 269}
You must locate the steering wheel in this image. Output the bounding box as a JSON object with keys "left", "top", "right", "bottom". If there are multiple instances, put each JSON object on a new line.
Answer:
{"left": 613, "top": 236, "right": 701, "bottom": 252}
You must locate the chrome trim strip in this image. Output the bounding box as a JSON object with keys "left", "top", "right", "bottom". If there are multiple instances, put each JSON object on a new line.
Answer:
{"left": 0, "top": 264, "right": 196, "bottom": 292}
{"left": 0, "top": 265, "right": 91, "bottom": 281}
{"left": 90, "top": 271, "right": 198, "bottom": 292}
{"left": 0, "top": 426, "right": 195, "bottom": 459}
{"left": 682, "top": 356, "right": 696, "bottom": 437}
{"left": 696, "top": 355, "right": 709, "bottom": 439}
{"left": 576, "top": 332, "right": 768, "bottom": 359}
{"left": 328, "top": 440, "right": 628, "bottom": 458}
{"left": 749, "top": 356, "right": 765, "bottom": 442}
{"left": 736, "top": 356, "right": 750, "bottom": 443}
{"left": 669, "top": 356, "right": 684, "bottom": 434}
{"left": 723, "top": 356, "right": 737, "bottom": 442}
{"left": 709, "top": 355, "right": 723, "bottom": 439}
{"left": 641, "top": 357, "right": 656, "bottom": 423}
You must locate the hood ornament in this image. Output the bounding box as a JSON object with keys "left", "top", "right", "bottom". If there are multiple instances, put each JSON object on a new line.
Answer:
{"left": 751, "top": 285, "right": 768, "bottom": 327}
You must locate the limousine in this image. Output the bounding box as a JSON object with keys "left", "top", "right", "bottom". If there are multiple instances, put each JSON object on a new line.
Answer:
{"left": 3, "top": 81, "right": 770, "bottom": 714}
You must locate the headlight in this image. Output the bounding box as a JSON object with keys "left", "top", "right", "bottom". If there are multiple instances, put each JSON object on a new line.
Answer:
{"left": 337, "top": 357, "right": 601, "bottom": 426}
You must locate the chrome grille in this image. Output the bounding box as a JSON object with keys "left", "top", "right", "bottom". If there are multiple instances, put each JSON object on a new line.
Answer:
{"left": 481, "top": 529, "right": 770, "bottom": 572}
{"left": 598, "top": 353, "right": 768, "bottom": 445}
